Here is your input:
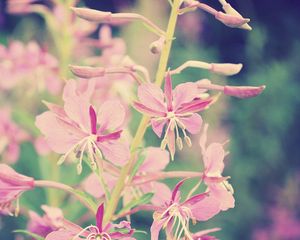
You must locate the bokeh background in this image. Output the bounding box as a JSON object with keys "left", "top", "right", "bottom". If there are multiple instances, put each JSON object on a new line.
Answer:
{"left": 1, "top": 0, "right": 300, "bottom": 239}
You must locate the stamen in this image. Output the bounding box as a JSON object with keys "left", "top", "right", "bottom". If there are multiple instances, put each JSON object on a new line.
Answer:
{"left": 176, "top": 137, "right": 183, "bottom": 150}
{"left": 184, "top": 136, "right": 192, "bottom": 147}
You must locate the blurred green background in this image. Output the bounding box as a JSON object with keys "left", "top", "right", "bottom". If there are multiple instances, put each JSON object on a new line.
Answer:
{"left": 1, "top": 0, "right": 299, "bottom": 239}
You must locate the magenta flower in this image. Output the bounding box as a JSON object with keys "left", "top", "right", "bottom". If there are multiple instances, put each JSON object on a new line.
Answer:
{"left": 35, "top": 80, "right": 130, "bottom": 174}
{"left": 46, "top": 204, "right": 135, "bottom": 240}
{"left": 0, "top": 164, "right": 34, "bottom": 215}
{"left": 0, "top": 107, "right": 28, "bottom": 164}
{"left": 199, "top": 124, "right": 235, "bottom": 211}
{"left": 133, "top": 73, "right": 215, "bottom": 159}
{"left": 27, "top": 205, "right": 64, "bottom": 238}
{"left": 150, "top": 179, "right": 220, "bottom": 240}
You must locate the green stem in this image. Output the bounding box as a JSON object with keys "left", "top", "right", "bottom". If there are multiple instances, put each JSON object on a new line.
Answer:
{"left": 103, "top": 0, "right": 182, "bottom": 224}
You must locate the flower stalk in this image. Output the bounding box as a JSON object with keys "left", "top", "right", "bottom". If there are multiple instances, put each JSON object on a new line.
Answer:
{"left": 103, "top": 0, "right": 183, "bottom": 224}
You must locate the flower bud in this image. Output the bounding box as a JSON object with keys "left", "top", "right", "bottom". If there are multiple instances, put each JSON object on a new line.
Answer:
{"left": 149, "top": 37, "right": 165, "bottom": 54}
{"left": 71, "top": 8, "right": 112, "bottom": 22}
{"left": 224, "top": 85, "right": 266, "bottom": 99}
{"left": 210, "top": 63, "right": 243, "bottom": 76}
{"left": 69, "top": 65, "right": 106, "bottom": 78}
{"left": 215, "top": 11, "right": 250, "bottom": 28}
{"left": 221, "top": 3, "right": 252, "bottom": 30}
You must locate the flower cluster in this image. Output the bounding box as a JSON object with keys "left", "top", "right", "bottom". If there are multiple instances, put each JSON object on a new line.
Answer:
{"left": 0, "top": 0, "right": 266, "bottom": 239}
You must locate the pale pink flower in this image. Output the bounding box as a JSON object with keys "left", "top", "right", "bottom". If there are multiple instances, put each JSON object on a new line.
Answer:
{"left": 0, "top": 164, "right": 34, "bottom": 215}
{"left": 0, "top": 107, "right": 28, "bottom": 164}
{"left": 34, "top": 136, "right": 51, "bottom": 156}
{"left": 150, "top": 179, "right": 221, "bottom": 240}
{"left": 199, "top": 124, "right": 235, "bottom": 211}
{"left": 83, "top": 147, "right": 171, "bottom": 206}
{"left": 35, "top": 80, "right": 130, "bottom": 174}
{"left": 0, "top": 41, "right": 61, "bottom": 94}
{"left": 46, "top": 204, "right": 135, "bottom": 240}
{"left": 27, "top": 205, "right": 64, "bottom": 237}
{"left": 133, "top": 73, "right": 215, "bottom": 159}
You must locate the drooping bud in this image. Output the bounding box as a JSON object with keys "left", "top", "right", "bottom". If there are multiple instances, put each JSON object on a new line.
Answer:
{"left": 215, "top": 11, "right": 250, "bottom": 29}
{"left": 149, "top": 36, "right": 165, "bottom": 54}
{"left": 221, "top": 2, "right": 252, "bottom": 30}
{"left": 69, "top": 65, "right": 106, "bottom": 78}
{"left": 224, "top": 85, "right": 266, "bottom": 98}
{"left": 71, "top": 8, "right": 113, "bottom": 22}
{"left": 210, "top": 63, "right": 243, "bottom": 76}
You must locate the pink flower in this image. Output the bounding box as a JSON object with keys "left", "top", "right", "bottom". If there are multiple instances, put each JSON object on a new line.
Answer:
{"left": 199, "top": 124, "right": 235, "bottom": 211}
{"left": 35, "top": 80, "right": 130, "bottom": 174}
{"left": 133, "top": 73, "right": 215, "bottom": 159}
{"left": 150, "top": 179, "right": 221, "bottom": 240}
{"left": 0, "top": 41, "right": 61, "bottom": 94}
{"left": 45, "top": 204, "right": 135, "bottom": 240}
{"left": 27, "top": 205, "right": 64, "bottom": 238}
{"left": 0, "top": 164, "right": 34, "bottom": 215}
{"left": 83, "top": 147, "right": 171, "bottom": 205}
{"left": 0, "top": 107, "right": 28, "bottom": 163}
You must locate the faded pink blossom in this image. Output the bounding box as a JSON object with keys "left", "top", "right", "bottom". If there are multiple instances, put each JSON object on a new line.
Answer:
{"left": 150, "top": 179, "right": 220, "bottom": 240}
{"left": 35, "top": 80, "right": 130, "bottom": 174}
{"left": 34, "top": 136, "right": 51, "bottom": 156}
{"left": 0, "top": 164, "right": 34, "bottom": 215}
{"left": 0, "top": 41, "right": 61, "bottom": 95}
{"left": 199, "top": 124, "right": 235, "bottom": 211}
{"left": 0, "top": 107, "right": 28, "bottom": 164}
{"left": 27, "top": 205, "right": 64, "bottom": 237}
{"left": 83, "top": 147, "right": 171, "bottom": 205}
{"left": 46, "top": 204, "right": 135, "bottom": 240}
{"left": 133, "top": 73, "right": 215, "bottom": 159}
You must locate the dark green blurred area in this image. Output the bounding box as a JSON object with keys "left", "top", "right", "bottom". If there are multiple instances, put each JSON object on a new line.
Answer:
{"left": 1, "top": 0, "right": 299, "bottom": 239}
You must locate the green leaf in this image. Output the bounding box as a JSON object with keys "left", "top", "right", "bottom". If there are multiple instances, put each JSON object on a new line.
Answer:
{"left": 120, "top": 192, "right": 154, "bottom": 214}
{"left": 13, "top": 230, "right": 45, "bottom": 240}
{"left": 129, "top": 152, "right": 146, "bottom": 180}
{"left": 73, "top": 189, "right": 98, "bottom": 213}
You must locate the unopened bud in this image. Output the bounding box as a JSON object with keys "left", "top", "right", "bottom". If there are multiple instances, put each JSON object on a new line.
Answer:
{"left": 210, "top": 63, "right": 243, "bottom": 76}
{"left": 69, "top": 65, "right": 106, "bottom": 78}
{"left": 149, "top": 36, "right": 165, "bottom": 54}
{"left": 72, "top": 8, "right": 112, "bottom": 22}
{"left": 176, "top": 137, "right": 183, "bottom": 150}
{"left": 184, "top": 136, "right": 192, "bottom": 147}
{"left": 224, "top": 85, "right": 266, "bottom": 99}
{"left": 221, "top": 3, "right": 252, "bottom": 30}
{"left": 215, "top": 11, "right": 250, "bottom": 29}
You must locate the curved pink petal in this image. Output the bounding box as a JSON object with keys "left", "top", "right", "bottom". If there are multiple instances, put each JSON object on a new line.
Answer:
{"left": 189, "top": 195, "right": 221, "bottom": 221}
{"left": 139, "top": 147, "right": 169, "bottom": 172}
{"left": 209, "top": 183, "right": 235, "bottom": 211}
{"left": 204, "top": 143, "right": 225, "bottom": 176}
{"left": 173, "top": 82, "right": 198, "bottom": 110}
{"left": 178, "top": 113, "right": 202, "bottom": 134}
{"left": 97, "top": 100, "right": 126, "bottom": 132}
{"left": 164, "top": 73, "right": 173, "bottom": 111}
{"left": 98, "top": 140, "right": 130, "bottom": 166}
{"left": 137, "top": 83, "right": 166, "bottom": 113}
{"left": 147, "top": 182, "right": 171, "bottom": 206}
{"left": 133, "top": 102, "right": 166, "bottom": 117}
{"left": 35, "top": 111, "right": 85, "bottom": 154}
{"left": 45, "top": 230, "right": 77, "bottom": 240}
{"left": 63, "top": 80, "right": 94, "bottom": 132}
{"left": 151, "top": 119, "right": 167, "bottom": 137}
{"left": 150, "top": 218, "right": 166, "bottom": 240}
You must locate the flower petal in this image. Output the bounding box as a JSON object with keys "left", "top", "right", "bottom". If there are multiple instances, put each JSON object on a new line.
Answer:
{"left": 178, "top": 113, "right": 202, "bottom": 134}
{"left": 139, "top": 147, "right": 169, "bottom": 172}
{"left": 138, "top": 83, "right": 166, "bottom": 113}
{"left": 133, "top": 102, "right": 166, "bottom": 117}
{"left": 98, "top": 140, "right": 130, "bottom": 166}
{"left": 204, "top": 143, "right": 225, "bottom": 176}
{"left": 151, "top": 119, "right": 167, "bottom": 137}
{"left": 150, "top": 218, "right": 166, "bottom": 240}
{"left": 164, "top": 73, "right": 173, "bottom": 111}
{"left": 173, "top": 82, "right": 198, "bottom": 110}
{"left": 97, "top": 100, "right": 126, "bottom": 132}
